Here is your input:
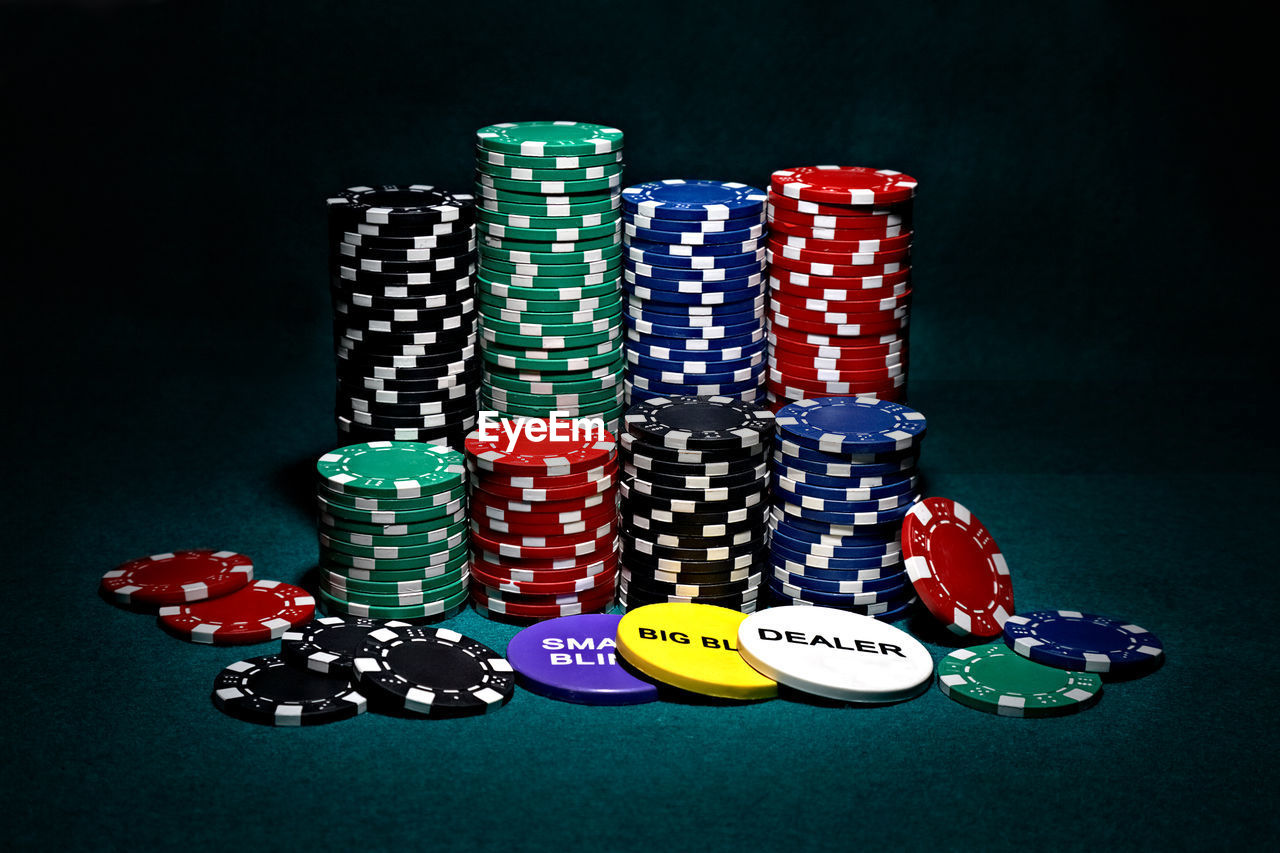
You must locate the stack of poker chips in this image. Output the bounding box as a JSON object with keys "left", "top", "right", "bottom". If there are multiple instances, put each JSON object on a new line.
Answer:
{"left": 621, "top": 180, "right": 770, "bottom": 406}
{"left": 473, "top": 121, "right": 627, "bottom": 435}
{"left": 769, "top": 397, "right": 926, "bottom": 620}
{"left": 765, "top": 167, "right": 916, "bottom": 411}
{"left": 465, "top": 419, "right": 620, "bottom": 620}
{"left": 313, "top": 441, "right": 470, "bottom": 621}
{"left": 326, "top": 184, "right": 480, "bottom": 450}
{"left": 619, "top": 396, "right": 775, "bottom": 613}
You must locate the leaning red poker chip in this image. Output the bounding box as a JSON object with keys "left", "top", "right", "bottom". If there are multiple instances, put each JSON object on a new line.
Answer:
{"left": 902, "top": 497, "right": 1014, "bottom": 638}
{"left": 158, "top": 580, "right": 316, "bottom": 644}
{"left": 100, "top": 549, "right": 254, "bottom": 607}
{"left": 771, "top": 166, "right": 918, "bottom": 206}
{"left": 466, "top": 418, "right": 617, "bottom": 476}
{"left": 767, "top": 190, "right": 909, "bottom": 219}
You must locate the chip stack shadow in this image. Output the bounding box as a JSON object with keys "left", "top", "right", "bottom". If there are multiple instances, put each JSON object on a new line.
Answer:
{"left": 474, "top": 121, "right": 627, "bottom": 434}
{"left": 765, "top": 167, "right": 916, "bottom": 411}
{"left": 769, "top": 397, "right": 926, "bottom": 619}
{"left": 619, "top": 396, "right": 775, "bottom": 613}
{"left": 314, "top": 442, "right": 471, "bottom": 621}
{"left": 621, "top": 180, "right": 770, "bottom": 406}
{"left": 326, "top": 184, "right": 480, "bottom": 450}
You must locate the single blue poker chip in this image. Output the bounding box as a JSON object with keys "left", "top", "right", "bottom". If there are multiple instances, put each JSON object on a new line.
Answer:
{"left": 769, "top": 513, "right": 902, "bottom": 551}
{"left": 630, "top": 373, "right": 762, "bottom": 398}
{"left": 627, "top": 222, "right": 767, "bottom": 246}
{"left": 1002, "top": 610, "right": 1165, "bottom": 676}
{"left": 768, "top": 579, "right": 917, "bottom": 615}
{"left": 771, "top": 565, "right": 910, "bottom": 596}
{"left": 629, "top": 236, "right": 766, "bottom": 257}
{"left": 626, "top": 328, "right": 766, "bottom": 353}
{"left": 626, "top": 304, "right": 763, "bottom": 330}
{"left": 770, "top": 505, "right": 904, "bottom": 538}
{"left": 770, "top": 552, "right": 904, "bottom": 582}
{"left": 621, "top": 180, "right": 768, "bottom": 221}
{"left": 773, "top": 486, "right": 919, "bottom": 515}
{"left": 624, "top": 314, "right": 762, "bottom": 340}
{"left": 626, "top": 292, "right": 764, "bottom": 316}
{"left": 630, "top": 360, "right": 765, "bottom": 388}
{"left": 626, "top": 268, "right": 766, "bottom": 291}
{"left": 629, "top": 350, "right": 764, "bottom": 377}
{"left": 773, "top": 465, "right": 917, "bottom": 496}
{"left": 777, "top": 496, "right": 920, "bottom": 528}
{"left": 776, "top": 398, "right": 928, "bottom": 455}
{"left": 770, "top": 537, "right": 902, "bottom": 570}
{"left": 505, "top": 614, "right": 659, "bottom": 705}
{"left": 627, "top": 284, "right": 766, "bottom": 307}
{"left": 628, "top": 336, "right": 766, "bottom": 363}
{"left": 627, "top": 213, "right": 765, "bottom": 233}
{"left": 625, "top": 246, "right": 768, "bottom": 271}
{"left": 774, "top": 437, "right": 920, "bottom": 478}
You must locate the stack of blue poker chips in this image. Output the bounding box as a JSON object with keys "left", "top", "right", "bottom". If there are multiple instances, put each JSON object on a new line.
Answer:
{"left": 768, "top": 396, "right": 928, "bottom": 621}
{"left": 620, "top": 180, "right": 770, "bottom": 406}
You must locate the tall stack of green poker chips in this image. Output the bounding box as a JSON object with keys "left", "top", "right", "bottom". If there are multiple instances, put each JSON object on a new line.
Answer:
{"left": 314, "top": 441, "right": 470, "bottom": 620}
{"left": 474, "top": 121, "right": 627, "bottom": 434}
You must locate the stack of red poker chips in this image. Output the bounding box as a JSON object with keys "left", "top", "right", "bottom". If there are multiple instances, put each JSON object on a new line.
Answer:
{"left": 465, "top": 417, "right": 620, "bottom": 620}
{"left": 765, "top": 166, "right": 917, "bottom": 411}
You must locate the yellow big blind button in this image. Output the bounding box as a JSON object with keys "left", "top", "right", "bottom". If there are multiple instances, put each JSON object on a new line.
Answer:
{"left": 616, "top": 603, "right": 778, "bottom": 700}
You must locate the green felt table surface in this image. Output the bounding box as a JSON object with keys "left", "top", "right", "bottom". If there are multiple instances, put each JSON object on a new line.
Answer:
{"left": 2, "top": 1, "right": 1276, "bottom": 851}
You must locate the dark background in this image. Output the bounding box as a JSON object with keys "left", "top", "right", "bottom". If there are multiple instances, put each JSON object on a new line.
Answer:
{"left": 3, "top": 1, "right": 1276, "bottom": 851}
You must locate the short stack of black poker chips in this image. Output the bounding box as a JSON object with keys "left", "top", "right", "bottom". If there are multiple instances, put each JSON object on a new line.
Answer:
{"left": 618, "top": 394, "right": 776, "bottom": 613}
{"left": 326, "top": 184, "right": 480, "bottom": 450}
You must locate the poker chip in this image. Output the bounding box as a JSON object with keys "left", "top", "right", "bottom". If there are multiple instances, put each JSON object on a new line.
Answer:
{"left": 327, "top": 186, "right": 479, "bottom": 449}
{"left": 901, "top": 497, "right": 1014, "bottom": 638}
{"left": 766, "top": 168, "right": 915, "bottom": 407}
{"left": 158, "top": 580, "right": 316, "bottom": 645}
{"left": 615, "top": 603, "right": 776, "bottom": 699}
{"left": 1002, "top": 610, "right": 1165, "bottom": 676}
{"left": 625, "top": 395, "right": 774, "bottom": 450}
{"left": 317, "top": 441, "right": 465, "bottom": 499}
{"left": 505, "top": 614, "right": 658, "bottom": 705}
{"left": 737, "top": 606, "right": 933, "bottom": 703}
{"left": 352, "top": 624, "right": 515, "bottom": 716}
{"left": 212, "top": 654, "right": 368, "bottom": 727}
{"left": 465, "top": 417, "right": 620, "bottom": 620}
{"left": 937, "top": 642, "right": 1103, "bottom": 718}
{"left": 100, "top": 549, "right": 253, "bottom": 608}
{"left": 621, "top": 181, "right": 768, "bottom": 404}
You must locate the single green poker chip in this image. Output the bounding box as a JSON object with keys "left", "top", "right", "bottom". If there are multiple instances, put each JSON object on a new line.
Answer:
{"left": 475, "top": 121, "right": 624, "bottom": 156}
{"left": 481, "top": 322, "right": 621, "bottom": 351}
{"left": 476, "top": 206, "right": 621, "bottom": 230}
{"left": 323, "top": 550, "right": 469, "bottom": 583}
{"left": 479, "top": 300, "right": 621, "bottom": 326}
{"left": 474, "top": 146, "right": 623, "bottom": 169}
{"left": 484, "top": 382, "right": 623, "bottom": 409}
{"left": 480, "top": 242, "right": 621, "bottom": 265}
{"left": 481, "top": 346, "right": 624, "bottom": 374}
{"left": 318, "top": 528, "right": 469, "bottom": 561}
{"left": 481, "top": 312, "right": 622, "bottom": 338}
{"left": 477, "top": 162, "right": 623, "bottom": 182}
{"left": 478, "top": 219, "right": 620, "bottom": 243}
{"left": 317, "top": 505, "right": 467, "bottom": 535}
{"left": 317, "top": 585, "right": 470, "bottom": 620}
{"left": 477, "top": 171, "right": 623, "bottom": 195}
{"left": 478, "top": 194, "right": 621, "bottom": 217}
{"left": 937, "top": 642, "right": 1103, "bottom": 718}
{"left": 476, "top": 184, "right": 618, "bottom": 206}
{"left": 481, "top": 335, "right": 622, "bottom": 362}
{"left": 316, "top": 490, "right": 466, "bottom": 519}
{"left": 480, "top": 230, "right": 620, "bottom": 255}
{"left": 316, "top": 442, "right": 465, "bottom": 499}
{"left": 483, "top": 366, "right": 624, "bottom": 396}
{"left": 320, "top": 573, "right": 470, "bottom": 607}
{"left": 319, "top": 564, "right": 468, "bottom": 596}
{"left": 317, "top": 518, "right": 469, "bottom": 549}
{"left": 479, "top": 259, "right": 622, "bottom": 280}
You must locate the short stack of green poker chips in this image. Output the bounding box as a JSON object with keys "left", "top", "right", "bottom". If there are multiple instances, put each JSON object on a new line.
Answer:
{"left": 314, "top": 441, "right": 472, "bottom": 620}
{"left": 937, "top": 643, "right": 1104, "bottom": 718}
{"left": 474, "top": 120, "right": 626, "bottom": 419}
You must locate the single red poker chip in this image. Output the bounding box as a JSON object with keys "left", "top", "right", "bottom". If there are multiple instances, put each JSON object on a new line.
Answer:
{"left": 768, "top": 309, "right": 909, "bottom": 338}
{"left": 768, "top": 217, "right": 908, "bottom": 241}
{"left": 770, "top": 277, "right": 910, "bottom": 303}
{"left": 470, "top": 562, "right": 618, "bottom": 595}
{"left": 767, "top": 190, "right": 910, "bottom": 218}
{"left": 471, "top": 553, "right": 619, "bottom": 583}
{"left": 100, "top": 549, "right": 254, "bottom": 607}
{"left": 767, "top": 241, "right": 912, "bottom": 267}
{"left": 471, "top": 460, "right": 616, "bottom": 490}
{"left": 157, "top": 580, "right": 315, "bottom": 644}
{"left": 770, "top": 346, "right": 907, "bottom": 370}
{"left": 768, "top": 252, "right": 909, "bottom": 277}
{"left": 470, "top": 527, "right": 618, "bottom": 561}
{"left": 471, "top": 502, "right": 617, "bottom": 537}
{"left": 771, "top": 166, "right": 918, "bottom": 205}
{"left": 470, "top": 468, "right": 618, "bottom": 501}
{"left": 466, "top": 418, "right": 617, "bottom": 476}
{"left": 769, "top": 329, "right": 907, "bottom": 356}
{"left": 902, "top": 497, "right": 1014, "bottom": 638}
{"left": 469, "top": 518, "right": 617, "bottom": 549}
{"left": 769, "top": 357, "right": 907, "bottom": 383}
{"left": 770, "top": 267, "right": 912, "bottom": 291}
{"left": 769, "top": 231, "right": 913, "bottom": 254}
{"left": 471, "top": 490, "right": 614, "bottom": 516}
{"left": 771, "top": 290, "right": 912, "bottom": 315}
